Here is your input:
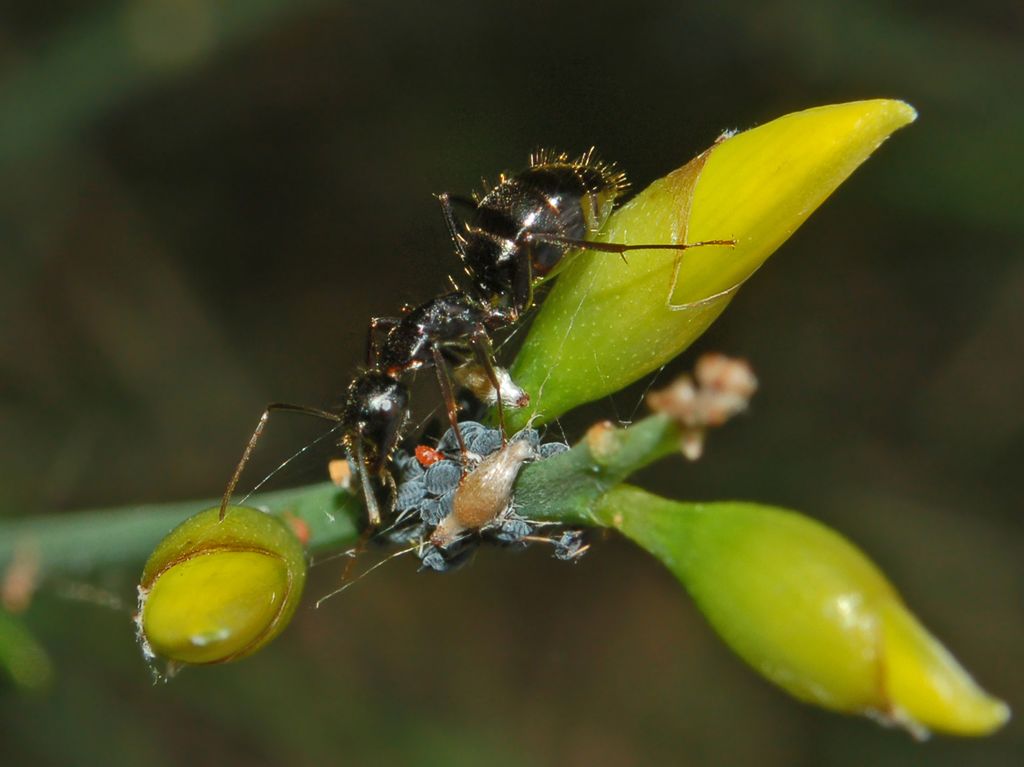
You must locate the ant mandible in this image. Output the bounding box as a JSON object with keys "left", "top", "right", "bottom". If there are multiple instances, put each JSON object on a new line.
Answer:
{"left": 218, "top": 149, "right": 734, "bottom": 527}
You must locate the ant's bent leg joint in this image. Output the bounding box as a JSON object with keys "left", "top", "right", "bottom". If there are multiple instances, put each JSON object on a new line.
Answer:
{"left": 367, "top": 316, "right": 401, "bottom": 367}
{"left": 430, "top": 345, "right": 469, "bottom": 458}
{"left": 219, "top": 402, "right": 342, "bottom": 521}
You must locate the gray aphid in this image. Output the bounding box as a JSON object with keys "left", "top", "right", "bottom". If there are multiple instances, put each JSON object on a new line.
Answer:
{"left": 494, "top": 517, "right": 533, "bottom": 543}
{"left": 554, "top": 530, "right": 587, "bottom": 560}
{"left": 388, "top": 522, "right": 427, "bottom": 544}
{"left": 396, "top": 478, "right": 426, "bottom": 511}
{"left": 437, "top": 421, "right": 487, "bottom": 452}
{"left": 511, "top": 428, "right": 541, "bottom": 448}
{"left": 423, "top": 460, "right": 462, "bottom": 495}
{"left": 419, "top": 546, "right": 449, "bottom": 572}
{"left": 468, "top": 428, "right": 503, "bottom": 456}
{"left": 392, "top": 451, "right": 424, "bottom": 480}
{"left": 418, "top": 497, "right": 446, "bottom": 526}
{"left": 539, "top": 441, "right": 570, "bottom": 459}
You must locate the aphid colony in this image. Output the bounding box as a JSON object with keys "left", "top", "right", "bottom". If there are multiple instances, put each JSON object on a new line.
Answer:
{"left": 219, "top": 150, "right": 731, "bottom": 565}
{"left": 386, "top": 422, "right": 586, "bottom": 572}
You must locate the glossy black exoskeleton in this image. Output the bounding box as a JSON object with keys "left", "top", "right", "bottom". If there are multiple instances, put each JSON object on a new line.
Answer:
{"left": 337, "top": 370, "right": 408, "bottom": 525}
{"left": 346, "top": 290, "right": 507, "bottom": 523}
{"left": 219, "top": 290, "right": 507, "bottom": 526}
{"left": 370, "top": 291, "right": 501, "bottom": 381}
{"left": 440, "top": 149, "right": 627, "bottom": 323}
{"left": 440, "top": 149, "right": 730, "bottom": 325}
{"left": 219, "top": 149, "right": 733, "bottom": 527}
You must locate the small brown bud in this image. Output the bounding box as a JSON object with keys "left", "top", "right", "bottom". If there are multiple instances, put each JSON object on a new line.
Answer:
{"left": 647, "top": 353, "right": 758, "bottom": 460}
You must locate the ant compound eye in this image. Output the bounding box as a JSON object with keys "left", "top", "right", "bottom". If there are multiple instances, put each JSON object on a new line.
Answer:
{"left": 136, "top": 506, "right": 307, "bottom": 667}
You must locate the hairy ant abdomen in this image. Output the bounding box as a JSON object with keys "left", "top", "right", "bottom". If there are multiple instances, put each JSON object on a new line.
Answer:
{"left": 452, "top": 150, "right": 628, "bottom": 317}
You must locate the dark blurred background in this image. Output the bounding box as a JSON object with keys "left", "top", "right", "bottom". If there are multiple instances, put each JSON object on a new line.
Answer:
{"left": 0, "top": 1, "right": 1021, "bottom": 765}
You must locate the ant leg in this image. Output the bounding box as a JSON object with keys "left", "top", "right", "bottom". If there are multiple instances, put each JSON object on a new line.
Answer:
{"left": 339, "top": 528, "right": 371, "bottom": 585}
{"left": 430, "top": 345, "right": 469, "bottom": 458}
{"left": 354, "top": 440, "right": 383, "bottom": 528}
{"left": 527, "top": 233, "right": 743, "bottom": 311}
{"left": 366, "top": 316, "right": 401, "bottom": 367}
{"left": 436, "top": 193, "right": 474, "bottom": 259}
{"left": 444, "top": 193, "right": 478, "bottom": 212}
{"left": 524, "top": 231, "right": 735, "bottom": 261}
{"left": 504, "top": 242, "right": 535, "bottom": 323}
{"left": 220, "top": 403, "right": 342, "bottom": 521}
{"left": 468, "top": 329, "right": 507, "bottom": 444}
{"left": 525, "top": 233, "right": 746, "bottom": 311}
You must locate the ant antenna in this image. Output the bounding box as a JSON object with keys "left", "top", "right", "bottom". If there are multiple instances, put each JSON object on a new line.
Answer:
{"left": 239, "top": 420, "right": 346, "bottom": 506}
{"left": 315, "top": 542, "right": 421, "bottom": 608}
{"left": 624, "top": 363, "right": 668, "bottom": 427}
{"left": 310, "top": 546, "right": 361, "bottom": 569}
{"left": 219, "top": 402, "right": 342, "bottom": 521}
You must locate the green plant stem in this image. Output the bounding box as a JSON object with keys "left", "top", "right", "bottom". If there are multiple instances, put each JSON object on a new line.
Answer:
{"left": 0, "top": 414, "right": 683, "bottom": 578}
{"left": 0, "top": 483, "right": 358, "bottom": 578}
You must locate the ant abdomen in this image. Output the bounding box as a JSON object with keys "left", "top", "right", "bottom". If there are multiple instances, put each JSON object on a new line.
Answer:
{"left": 458, "top": 150, "right": 628, "bottom": 311}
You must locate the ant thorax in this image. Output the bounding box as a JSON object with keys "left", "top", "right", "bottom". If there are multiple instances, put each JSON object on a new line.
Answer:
{"left": 376, "top": 292, "right": 488, "bottom": 374}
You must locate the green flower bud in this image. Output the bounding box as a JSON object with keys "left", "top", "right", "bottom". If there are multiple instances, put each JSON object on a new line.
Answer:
{"left": 509, "top": 100, "right": 917, "bottom": 428}
{"left": 597, "top": 487, "right": 1009, "bottom": 737}
{"left": 137, "top": 505, "right": 306, "bottom": 667}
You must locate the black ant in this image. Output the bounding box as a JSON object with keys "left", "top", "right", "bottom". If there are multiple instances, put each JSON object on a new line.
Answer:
{"left": 218, "top": 149, "right": 733, "bottom": 527}
{"left": 440, "top": 149, "right": 732, "bottom": 323}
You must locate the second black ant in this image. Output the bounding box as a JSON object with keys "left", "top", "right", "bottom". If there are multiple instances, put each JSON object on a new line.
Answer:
{"left": 219, "top": 149, "right": 734, "bottom": 527}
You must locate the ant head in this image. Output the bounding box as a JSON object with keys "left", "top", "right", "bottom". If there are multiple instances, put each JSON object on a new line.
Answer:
{"left": 460, "top": 232, "right": 518, "bottom": 296}
{"left": 344, "top": 371, "right": 409, "bottom": 472}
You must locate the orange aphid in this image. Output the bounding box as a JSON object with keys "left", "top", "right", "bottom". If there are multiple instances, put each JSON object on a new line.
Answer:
{"left": 415, "top": 445, "right": 445, "bottom": 467}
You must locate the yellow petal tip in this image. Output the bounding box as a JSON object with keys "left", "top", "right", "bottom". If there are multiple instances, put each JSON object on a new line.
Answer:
{"left": 878, "top": 598, "right": 1010, "bottom": 736}
{"left": 888, "top": 98, "right": 918, "bottom": 125}
{"left": 682, "top": 99, "right": 919, "bottom": 304}
{"left": 508, "top": 100, "right": 918, "bottom": 424}
{"left": 618, "top": 499, "right": 1008, "bottom": 738}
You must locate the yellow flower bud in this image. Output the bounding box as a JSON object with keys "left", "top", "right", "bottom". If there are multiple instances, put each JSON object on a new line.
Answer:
{"left": 599, "top": 487, "right": 1010, "bottom": 737}
{"left": 137, "top": 505, "right": 307, "bottom": 667}
{"left": 510, "top": 100, "right": 917, "bottom": 428}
